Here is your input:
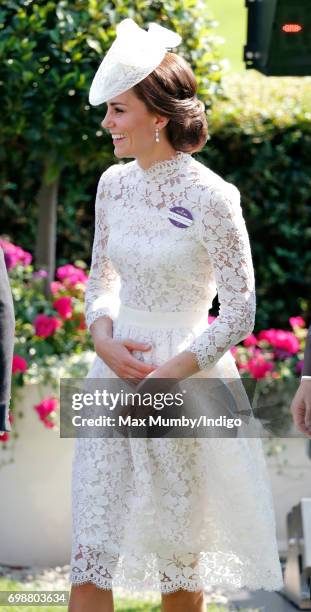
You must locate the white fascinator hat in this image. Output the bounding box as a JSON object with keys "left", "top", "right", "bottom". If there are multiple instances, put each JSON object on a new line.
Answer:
{"left": 89, "top": 17, "right": 182, "bottom": 106}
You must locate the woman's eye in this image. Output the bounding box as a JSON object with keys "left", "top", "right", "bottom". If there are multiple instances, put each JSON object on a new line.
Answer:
{"left": 115, "top": 108, "right": 123, "bottom": 113}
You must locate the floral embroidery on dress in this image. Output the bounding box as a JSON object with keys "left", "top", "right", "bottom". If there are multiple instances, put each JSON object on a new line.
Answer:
{"left": 70, "top": 152, "right": 283, "bottom": 593}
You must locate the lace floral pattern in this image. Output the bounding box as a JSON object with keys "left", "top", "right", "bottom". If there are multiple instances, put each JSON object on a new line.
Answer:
{"left": 70, "top": 415, "right": 283, "bottom": 592}
{"left": 70, "top": 152, "right": 283, "bottom": 593}
{"left": 70, "top": 546, "right": 282, "bottom": 594}
{"left": 85, "top": 151, "right": 255, "bottom": 371}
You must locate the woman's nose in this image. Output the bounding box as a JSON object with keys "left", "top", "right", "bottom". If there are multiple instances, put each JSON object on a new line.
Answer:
{"left": 101, "top": 114, "right": 112, "bottom": 129}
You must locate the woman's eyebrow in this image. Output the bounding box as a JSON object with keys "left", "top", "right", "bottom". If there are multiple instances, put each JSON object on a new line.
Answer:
{"left": 108, "top": 102, "right": 128, "bottom": 107}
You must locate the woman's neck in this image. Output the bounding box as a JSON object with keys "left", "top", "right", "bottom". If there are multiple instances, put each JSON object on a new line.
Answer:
{"left": 135, "top": 145, "right": 179, "bottom": 171}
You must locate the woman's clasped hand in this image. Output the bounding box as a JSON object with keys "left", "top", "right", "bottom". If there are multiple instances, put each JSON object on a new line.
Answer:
{"left": 93, "top": 334, "right": 157, "bottom": 383}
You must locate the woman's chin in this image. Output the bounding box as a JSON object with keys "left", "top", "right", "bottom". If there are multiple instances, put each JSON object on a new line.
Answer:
{"left": 114, "top": 149, "right": 124, "bottom": 158}
{"left": 114, "top": 150, "right": 132, "bottom": 159}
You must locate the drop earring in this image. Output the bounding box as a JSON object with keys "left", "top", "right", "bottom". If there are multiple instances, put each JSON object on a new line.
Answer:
{"left": 155, "top": 128, "right": 160, "bottom": 143}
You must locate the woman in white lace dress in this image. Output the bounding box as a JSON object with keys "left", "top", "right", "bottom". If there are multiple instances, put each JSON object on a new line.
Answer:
{"left": 68, "top": 18, "right": 283, "bottom": 612}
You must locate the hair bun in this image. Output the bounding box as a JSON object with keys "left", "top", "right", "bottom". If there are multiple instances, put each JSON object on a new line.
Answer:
{"left": 133, "top": 52, "right": 208, "bottom": 154}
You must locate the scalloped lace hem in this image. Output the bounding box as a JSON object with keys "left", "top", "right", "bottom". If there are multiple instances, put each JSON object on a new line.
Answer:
{"left": 69, "top": 571, "right": 284, "bottom": 594}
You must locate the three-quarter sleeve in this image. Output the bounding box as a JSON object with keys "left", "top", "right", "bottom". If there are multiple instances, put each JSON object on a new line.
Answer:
{"left": 85, "top": 167, "right": 120, "bottom": 330}
{"left": 187, "top": 182, "right": 256, "bottom": 371}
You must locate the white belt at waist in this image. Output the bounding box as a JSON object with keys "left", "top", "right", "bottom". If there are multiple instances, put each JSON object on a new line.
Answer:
{"left": 116, "top": 304, "right": 210, "bottom": 331}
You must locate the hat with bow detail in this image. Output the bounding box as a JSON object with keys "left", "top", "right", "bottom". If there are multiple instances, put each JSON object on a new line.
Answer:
{"left": 89, "top": 18, "right": 182, "bottom": 106}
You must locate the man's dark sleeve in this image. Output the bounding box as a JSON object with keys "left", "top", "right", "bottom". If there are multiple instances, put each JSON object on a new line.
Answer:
{"left": 302, "top": 325, "right": 311, "bottom": 376}
{"left": 0, "top": 248, "right": 15, "bottom": 432}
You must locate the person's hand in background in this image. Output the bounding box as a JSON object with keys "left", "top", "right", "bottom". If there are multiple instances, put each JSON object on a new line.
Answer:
{"left": 290, "top": 379, "right": 311, "bottom": 437}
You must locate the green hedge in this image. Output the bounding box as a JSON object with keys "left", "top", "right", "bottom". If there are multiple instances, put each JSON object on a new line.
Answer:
{"left": 201, "top": 72, "right": 311, "bottom": 329}
{"left": 1, "top": 0, "right": 225, "bottom": 282}
{"left": 2, "top": 72, "right": 310, "bottom": 330}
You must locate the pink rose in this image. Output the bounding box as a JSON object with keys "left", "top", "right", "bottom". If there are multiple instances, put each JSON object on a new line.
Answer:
{"left": 257, "top": 329, "right": 299, "bottom": 354}
{"left": 243, "top": 333, "right": 257, "bottom": 347}
{"left": 12, "top": 354, "right": 28, "bottom": 374}
{"left": 245, "top": 354, "right": 274, "bottom": 379}
{"left": 34, "top": 397, "right": 58, "bottom": 426}
{"left": 276, "top": 331, "right": 299, "bottom": 354}
{"left": 0, "top": 239, "right": 32, "bottom": 270}
{"left": 257, "top": 329, "right": 278, "bottom": 345}
{"left": 43, "top": 419, "right": 55, "bottom": 429}
{"left": 56, "top": 264, "right": 88, "bottom": 287}
{"left": 230, "top": 346, "right": 237, "bottom": 357}
{"left": 0, "top": 432, "right": 10, "bottom": 442}
{"left": 34, "top": 314, "right": 62, "bottom": 337}
{"left": 289, "top": 316, "right": 305, "bottom": 329}
{"left": 50, "top": 281, "right": 66, "bottom": 295}
{"left": 53, "top": 296, "right": 73, "bottom": 319}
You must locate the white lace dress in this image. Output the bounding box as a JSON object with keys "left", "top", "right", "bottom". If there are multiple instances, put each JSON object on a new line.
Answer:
{"left": 69, "top": 151, "right": 284, "bottom": 593}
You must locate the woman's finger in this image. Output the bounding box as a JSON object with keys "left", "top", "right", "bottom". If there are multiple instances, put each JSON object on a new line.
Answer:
{"left": 126, "top": 354, "right": 157, "bottom": 372}
{"left": 120, "top": 367, "right": 149, "bottom": 381}
{"left": 122, "top": 339, "right": 152, "bottom": 351}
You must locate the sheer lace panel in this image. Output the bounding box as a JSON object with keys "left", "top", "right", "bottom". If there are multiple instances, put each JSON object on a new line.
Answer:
{"left": 187, "top": 183, "right": 256, "bottom": 369}
{"left": 85, "top": 165, "right": 121, "bottom": 329}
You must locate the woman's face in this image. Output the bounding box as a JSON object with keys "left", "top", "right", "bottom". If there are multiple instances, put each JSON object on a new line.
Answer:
{"left": 101, "top": 88, "right": 168, "bottom": 159}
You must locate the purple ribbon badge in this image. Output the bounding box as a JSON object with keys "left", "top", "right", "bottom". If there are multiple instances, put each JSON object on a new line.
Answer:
{"left": 167, "top": 206, "right": 194, "bottom": 228}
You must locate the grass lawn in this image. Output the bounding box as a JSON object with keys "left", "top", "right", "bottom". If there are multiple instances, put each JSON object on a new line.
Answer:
{"left": 207, "top": 0, "right": 247, "bottom": 72}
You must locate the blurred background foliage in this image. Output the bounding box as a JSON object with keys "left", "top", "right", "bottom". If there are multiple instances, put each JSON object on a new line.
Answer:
{"left": 203, "top": 73, "right": 311, "bottom": 329}
{"left": 0, "top": 0, "right": 224, "bottom": 171}
{"left": 1, "top": 0, "right": 310, "bottom": 329}
{"left": 0, "top": 0, "right": 224, "bottom": 282}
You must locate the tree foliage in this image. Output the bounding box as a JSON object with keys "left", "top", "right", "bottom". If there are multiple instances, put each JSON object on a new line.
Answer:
{"left": 0, "top": 0, "right": 223, "bottom": 178}
{"left": 0, "top": 0, "right": 224, "bottom": 284}
{"left": 203, "top": 73, "right": 311, "bottom": 329}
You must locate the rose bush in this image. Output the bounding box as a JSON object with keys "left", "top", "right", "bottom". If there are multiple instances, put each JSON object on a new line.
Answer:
{"left": 236, "top": 318, "right": 306, "bottom": 380}
{"left": 233, "top": 315, "right": 307, "bottom": 436}
{"left": 209, "top": 312, "right": 307, "bottom": 385}
{"left": 0, "top": 239, "right": 94, "bottom": 449}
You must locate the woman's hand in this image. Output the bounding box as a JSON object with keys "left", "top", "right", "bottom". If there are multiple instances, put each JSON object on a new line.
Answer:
{"left": 119, "top": 350, "right": 200, "bottom": 421}
{"left": 94, "top": 336, "right": 157, "bottom": 382}
{"left": 89, "top": 316, "right": 157, "bottom": 381}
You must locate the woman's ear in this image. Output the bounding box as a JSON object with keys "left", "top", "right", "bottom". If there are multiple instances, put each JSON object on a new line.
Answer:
{"left": 154, "top": 115, "right": 170, "bottom": 131}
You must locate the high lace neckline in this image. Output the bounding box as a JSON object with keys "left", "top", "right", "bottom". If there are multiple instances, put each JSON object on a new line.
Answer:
{"left": 135, "top": 151, "right": 192, "bottom": 179}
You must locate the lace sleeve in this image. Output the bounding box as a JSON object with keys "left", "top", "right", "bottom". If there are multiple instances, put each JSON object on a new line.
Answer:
{"left": 85, "top": 167, "right": 120, "bottom": 330}
{"left": 187, "top": 183, "right": 256, "bottom": 370}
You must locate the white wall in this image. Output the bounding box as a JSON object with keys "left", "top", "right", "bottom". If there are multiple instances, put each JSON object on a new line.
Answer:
{"left": 0, "top": 385, "right": 74, "bottom": 566}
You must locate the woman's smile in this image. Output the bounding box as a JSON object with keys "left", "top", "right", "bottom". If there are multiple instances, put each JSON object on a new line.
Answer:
{"left": 110, "top": 132, "right": 129, "bottom": 148}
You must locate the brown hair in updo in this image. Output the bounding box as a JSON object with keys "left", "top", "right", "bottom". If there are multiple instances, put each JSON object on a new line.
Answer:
{"left": 132, "top": 52, "right": 208, "bottom": 154}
